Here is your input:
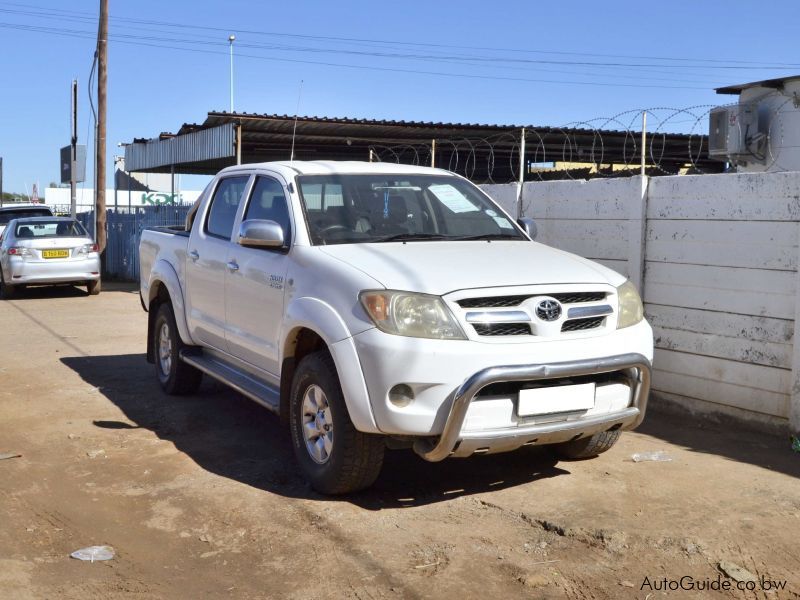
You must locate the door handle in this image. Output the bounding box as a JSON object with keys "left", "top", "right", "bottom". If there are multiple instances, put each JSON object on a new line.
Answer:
{"left": 226, "top": 261, "right": 239, "bottom": 272}
{"left": 188, "top": 249, "right": 200, "bottom": 261}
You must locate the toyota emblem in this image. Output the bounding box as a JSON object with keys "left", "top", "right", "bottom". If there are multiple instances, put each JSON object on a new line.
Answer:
{"left": 536, "top": 299, "right": 562, "bottom": 322}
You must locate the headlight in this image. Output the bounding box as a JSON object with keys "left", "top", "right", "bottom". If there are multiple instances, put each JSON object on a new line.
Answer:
{"left": 616, "top": 280, "right": 644, "bottom": 329}
{"left": 360, "top": 290, "right": 467, "bottom": 340}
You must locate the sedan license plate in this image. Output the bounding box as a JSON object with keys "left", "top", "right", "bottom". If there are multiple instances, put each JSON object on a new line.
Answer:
{"left": 42, "top": 249, "right": 69, "bottom": 259}
{"left": 518, "top": 382, "right": 596, "bottom": 416}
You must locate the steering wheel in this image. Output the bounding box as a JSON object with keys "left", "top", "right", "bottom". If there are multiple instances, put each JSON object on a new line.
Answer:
{"left": 319, "top": 224, "right": 350, "bottom": 235}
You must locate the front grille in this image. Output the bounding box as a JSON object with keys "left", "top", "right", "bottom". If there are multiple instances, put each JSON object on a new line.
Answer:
{"left": 561, "top": 317, "right": 605, "bottom": 332}
{"left": 458, "top": 295, "right": 529, "bottom": 308}
{"left": 458, "top": 291, "right": 606, "bottom": 309}
{"left": 473, "top": 323, "right": 531, "bottom": 336}
{"left": 550, "top": 291, "right": 607, "bottom": 303}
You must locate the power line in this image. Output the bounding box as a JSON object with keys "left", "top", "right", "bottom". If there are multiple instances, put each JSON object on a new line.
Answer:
{"left": 0, "top": 1, "right": 798, "bottom": 73}
{"left": 0, "top": 21, "right": 713, "bottom": 90}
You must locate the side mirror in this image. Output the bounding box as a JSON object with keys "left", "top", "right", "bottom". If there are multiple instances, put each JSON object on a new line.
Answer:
{"left": 517, "top": 217, "right": 537, "bottom": 240}
{"left": 238, "top": 219, "right": 285, "bottom": 248}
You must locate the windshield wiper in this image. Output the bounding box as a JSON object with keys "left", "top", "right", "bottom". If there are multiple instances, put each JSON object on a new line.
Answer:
{"left": 371, "top": 232, "right": 451, "bottom": 243}
{"left": 450, "top": 233, "right": 523, "bottom": 241}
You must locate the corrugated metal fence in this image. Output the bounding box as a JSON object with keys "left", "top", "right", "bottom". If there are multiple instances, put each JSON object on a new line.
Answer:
{"left": 78, "top": 206, "right": 192, "bottom": 282}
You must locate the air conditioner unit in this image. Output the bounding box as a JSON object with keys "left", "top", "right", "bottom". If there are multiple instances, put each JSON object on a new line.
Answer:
{"left": 708, "top": 103, "right": 765, "bottom": 163}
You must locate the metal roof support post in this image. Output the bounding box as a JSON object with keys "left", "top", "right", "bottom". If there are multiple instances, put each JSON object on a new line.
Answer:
{"left": 431, "top": 139, "right": 436, "bottom": 168}
{"left": 236, "top": 123, "right": 242, "bottom": 165}
{"left": 369, "top": 148, "right": 374, "bottom": 162}
{"left": 171, "top": 164, "right": 175, "bottom": 202}
{"left": 641, "top": 111, "right": 647, "bottom": 177}
{"left": 517, "top": 127, "right": 526, "bottom": 219}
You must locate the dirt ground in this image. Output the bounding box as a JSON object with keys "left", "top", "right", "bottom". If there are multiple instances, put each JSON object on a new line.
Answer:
{"left": 1, "top": 283, "right": 799, "bottom": 599}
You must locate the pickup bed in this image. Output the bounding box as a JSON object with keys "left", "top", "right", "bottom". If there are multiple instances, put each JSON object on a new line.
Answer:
{"left": 140, "top": 160, "right": 653, "bottom": 494}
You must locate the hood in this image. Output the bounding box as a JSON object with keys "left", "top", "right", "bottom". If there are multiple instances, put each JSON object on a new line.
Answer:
{"left": 318, "top": 241, "right": 625, "bottom": 295}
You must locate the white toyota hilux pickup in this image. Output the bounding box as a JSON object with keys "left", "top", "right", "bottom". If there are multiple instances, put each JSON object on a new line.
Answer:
{"left": 140, "top": 161, "right": 653, "bottom": 494}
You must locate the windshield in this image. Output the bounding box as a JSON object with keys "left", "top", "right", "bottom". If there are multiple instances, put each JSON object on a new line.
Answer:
{"left": 296, "top": 174, "right": 524, "bottom": 245}
{"left": 14, "top": 220, "right": 87, "bottom": 238}
{"left": 0, "top": 208, "right": 52, "bottom": 225}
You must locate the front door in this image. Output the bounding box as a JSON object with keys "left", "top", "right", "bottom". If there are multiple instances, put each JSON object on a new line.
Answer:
{"left": 185, "top": 175, "right": 250, "bottom": 351}
{"left": 224, "top": 175, "right": 293, "bottom": 376}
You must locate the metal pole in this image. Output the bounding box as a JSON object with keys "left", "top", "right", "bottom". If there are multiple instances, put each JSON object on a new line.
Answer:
{"left": 70, "top": 79, "right": 78, "bottom": 218}
{"left": 369, "top": 149, "right": 374, "bottom": 162}
{"left": 170, "top": 164, "right": 175, "bottom": 203}
{"left": 641, "top": 111, "right": 647, "bottom": 177}
{"left": 95, "top": 0, "right": 108, "bottom": 253}
{"left": 431, "top": 139, "right": 436, "bottom": 168}
{"left": 0, "top": 157, "right": 3, "bottom": 207}
{"left": 517, "top": 127, "right": 526, "bottom": 219}
{"left": 113, "top": 157, "right": 118, "bottom": 210}
{"left": 229, "top": 34, "right": 235, "bottom": 113}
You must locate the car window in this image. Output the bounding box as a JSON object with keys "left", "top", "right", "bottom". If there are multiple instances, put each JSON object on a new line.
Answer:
{"left": 15, "top": 220, "right": 87, "bottom": 238}
{"left": 0, "top": 208, "right": 53, "bottom": 226}
{"left": 244, "top": 177, "right": 292, "bottom": 243}
{"left": 205, "top": 176, "right": 249, "bottom": 239}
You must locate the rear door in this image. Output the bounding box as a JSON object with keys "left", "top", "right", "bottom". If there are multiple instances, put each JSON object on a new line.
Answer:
{"left": 185, "top": 174, "right": 251, "bottom": 351}
{"left": 224, "top": 174, "right": 293, "bottom": 376}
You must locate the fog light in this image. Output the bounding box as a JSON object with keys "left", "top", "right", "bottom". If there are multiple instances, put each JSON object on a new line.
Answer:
{"left": 388, "top": 384, "right": 415, "bottom": 408}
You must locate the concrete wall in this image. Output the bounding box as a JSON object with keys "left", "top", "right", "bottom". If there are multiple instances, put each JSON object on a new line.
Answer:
{"left": 480, "top": 171, "right": 800, "bottom": 433}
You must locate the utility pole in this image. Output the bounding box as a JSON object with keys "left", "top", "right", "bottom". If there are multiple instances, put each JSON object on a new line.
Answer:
{"left": 229, "top": 34, "right": 236, "bottom": 112}
{"left": 70, "top": 79, "right": 78, "bottom": 218}
{"left": 95, "top": 0, "right": 108, "bottom": 253}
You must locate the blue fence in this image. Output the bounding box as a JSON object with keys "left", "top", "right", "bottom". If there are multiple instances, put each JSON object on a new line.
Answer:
{"left": 78, "top": 206, "right": 192, "bottom": 282}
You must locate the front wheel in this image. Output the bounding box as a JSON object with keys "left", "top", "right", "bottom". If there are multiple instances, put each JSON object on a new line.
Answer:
{"left": 153, "top": 302, "right": 202, "bottom": 395}
{"left": 289, "top": 351, "right": 384, "bottom": 494}
{"left": 554, "top": 430, "right": 620, "bottom": 459}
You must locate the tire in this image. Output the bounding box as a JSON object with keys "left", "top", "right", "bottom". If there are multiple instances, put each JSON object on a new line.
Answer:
{"left": 87, "top": 280, "right": 101, "bottom": 296}
{"left": 289, "top": 350, "right": 384, "bottom": 494}
{"left": 0, "top": 271, "right": 15, "bottom": 299}
{"left": 555, "top": 430, "right": 620, "bottom": 460}
{"left": 153, "top": 302, "right": 202, "bottom": 395}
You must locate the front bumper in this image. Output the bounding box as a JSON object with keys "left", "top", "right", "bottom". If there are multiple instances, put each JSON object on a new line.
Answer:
{"left": 412, "top": 353, "right": 651, "bottom": 462}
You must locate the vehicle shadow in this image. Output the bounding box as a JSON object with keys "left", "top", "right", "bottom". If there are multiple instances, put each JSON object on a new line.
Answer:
{"left": 9, "top": 284, "right": 88, "bottom": 299}
{"left": 60, "top": 354, "right": 569, "bottom": 509}
{"left": 638, "top": 404, "right": 800, "bottom": 480}
{"left": 9, "top": 281, "right": 139, "bottom": 300}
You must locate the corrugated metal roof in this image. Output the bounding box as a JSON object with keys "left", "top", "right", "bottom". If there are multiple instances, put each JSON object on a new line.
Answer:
{"left": 124, "top": 110, "right": 719, "bottom": 179}
{"left": 126, "top": 123, "right": 236, "bottom": 172}
{"left": 715, "top": 75, "right": 800, "bottom": 95}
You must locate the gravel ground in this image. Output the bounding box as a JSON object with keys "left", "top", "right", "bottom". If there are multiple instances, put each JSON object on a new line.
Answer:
{"left": 1, "top": 283, "right": 799, "bottom": 599}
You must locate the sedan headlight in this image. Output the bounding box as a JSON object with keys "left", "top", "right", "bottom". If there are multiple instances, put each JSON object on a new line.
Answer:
{"left": 360, "top": 290, "right": 467, "bottom": 340}
{"left": 616, "top": 280, "right": 644, "bottom": 329}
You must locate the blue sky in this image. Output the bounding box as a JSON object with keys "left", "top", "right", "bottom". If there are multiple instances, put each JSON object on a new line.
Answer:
{"left": 1, "top": 0, "right": 798, "bottom": 193}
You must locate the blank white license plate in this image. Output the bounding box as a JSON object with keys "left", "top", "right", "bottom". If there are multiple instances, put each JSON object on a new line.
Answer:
{"left": 518, "top": 382, "right": 596, "bottom": 416}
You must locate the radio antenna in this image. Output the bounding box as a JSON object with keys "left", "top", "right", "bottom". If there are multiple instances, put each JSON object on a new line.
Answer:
{"left": 290, "top": 80, "right": 304, "bottom": 162}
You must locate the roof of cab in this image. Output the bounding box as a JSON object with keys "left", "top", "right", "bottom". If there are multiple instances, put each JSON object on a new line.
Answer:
{"left": 216, "top": 160, "right": 454, "bottom": 178}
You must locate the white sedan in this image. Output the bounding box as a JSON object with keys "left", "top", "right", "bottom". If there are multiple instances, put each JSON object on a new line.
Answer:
{"left": 0, "top": 217, "right": 100, "bottom": 298}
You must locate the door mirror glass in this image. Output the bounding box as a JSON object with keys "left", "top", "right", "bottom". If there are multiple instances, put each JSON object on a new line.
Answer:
{"left": 517, "top": 217, "right": 537, "bottom": 240}
{"left": 238, "top": 219, "right": 285, "bottom": 248}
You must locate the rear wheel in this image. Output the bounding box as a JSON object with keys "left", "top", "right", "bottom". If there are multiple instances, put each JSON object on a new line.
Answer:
{"left": 289, "top": 351, "right": 384, "bottom": 494}
{"left": 0, "top": 271, "right": 16, "bottom": 299}
{"left": 153, "top": 302, "right": 202, "bottom": 395}
{"left": 86, "top": 280, "right": 101, "bottom": 296}
{"left": 554, "top": 430, "right": 620, "bottom": 459}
